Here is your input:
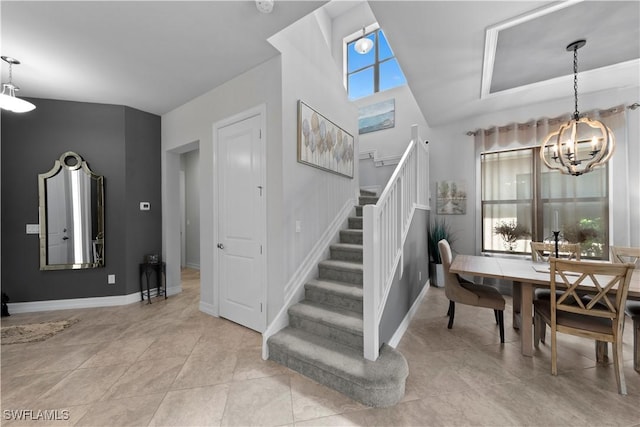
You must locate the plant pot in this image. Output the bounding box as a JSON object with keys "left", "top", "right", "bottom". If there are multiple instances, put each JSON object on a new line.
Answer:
{"left": 429, "top": 262, "right": 445, "bottom": 288}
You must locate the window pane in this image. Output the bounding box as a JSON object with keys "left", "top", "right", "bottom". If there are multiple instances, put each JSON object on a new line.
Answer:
{"left": 542, "top": 202, "right": 607, "bottom": 258}
{"left": 347, "top": 34, "right": 375, "bottom": 73}
{"left": 482, "top": 150, "right": 533, "bottom": 201}
{"left": 483, "top": 203, "right": 532, "bottom": 252}
{"left": 348, "top": 67, "right": 374, "bottom": 100}
{"left": 379, "top": 59, "right": 407, "bottom": 92}
{"left": 540, "top": 168, "right": 607, "bottom": 199}
{"left": 378, "top": 30, "right": 393, "bottom": 60}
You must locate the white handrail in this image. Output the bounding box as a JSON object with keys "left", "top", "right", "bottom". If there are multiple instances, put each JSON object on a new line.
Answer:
{"left": 363, "top": 125, "right": 429, "bottom": 361}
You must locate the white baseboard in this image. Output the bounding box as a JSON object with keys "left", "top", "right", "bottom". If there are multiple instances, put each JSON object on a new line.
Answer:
{"left": 185, "top": 262, "right": 200, "bottom": 270}
{"left": 166, "top": 285, "right": 182, "bottom": 296}
{"left": 7, "top": 292, "right": 145, "bottom": 314}
{"left": 199, "top": 300, "right": 217, "bottom": 317}
{"left": 387, "top": 279, "right": 430, "bottom": 348}
{"left": 6, "top": 285, "right": 184, "bottom": 314}
{"left": 262, "top": 197, "right": 356, "bottom": 360}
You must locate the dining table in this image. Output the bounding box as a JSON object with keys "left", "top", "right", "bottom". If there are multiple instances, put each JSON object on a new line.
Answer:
{"left": 449, "top": 254, "right": 640, "bottom": 357}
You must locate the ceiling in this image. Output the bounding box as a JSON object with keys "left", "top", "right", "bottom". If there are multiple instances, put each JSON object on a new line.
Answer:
{"left": 0, "top": 1, "right": 326, "bottom": 115}
{"left": 2, "top": 1, "right": 639, "bottom": 126}
{"left": 368, "top": 0, "right": 640, "bottom": 126}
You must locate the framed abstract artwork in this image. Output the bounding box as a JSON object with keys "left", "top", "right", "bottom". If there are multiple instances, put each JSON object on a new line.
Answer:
{"left": 297, "top": 100, "right": 354, "bottom": 178}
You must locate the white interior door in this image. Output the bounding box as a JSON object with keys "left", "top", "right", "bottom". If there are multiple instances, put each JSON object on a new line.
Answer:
{"left": 216, "top": 113, "right": 264, "bottom": 332}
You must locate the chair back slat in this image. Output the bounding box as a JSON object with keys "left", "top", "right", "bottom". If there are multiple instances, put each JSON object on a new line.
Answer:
{"left": 531, "top": 242, "right": 580, "bottom": 262}
{"left": 550, "top": 259, "right": 635, "bottom": 321}
{"left": 610, "top": 246, "right": 640, "bottom": 267}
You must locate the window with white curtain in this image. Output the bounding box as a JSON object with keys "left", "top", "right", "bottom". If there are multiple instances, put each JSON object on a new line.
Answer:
{"left": 475, "top": 106, "right": 631, "bottom": 258}
{"left": 481, "top": 146, "right": 609, "bottom": 257}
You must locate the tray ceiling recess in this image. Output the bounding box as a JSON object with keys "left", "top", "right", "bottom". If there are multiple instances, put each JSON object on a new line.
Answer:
{"left": 481, "top": 0, "right": 640, "bottom": 98}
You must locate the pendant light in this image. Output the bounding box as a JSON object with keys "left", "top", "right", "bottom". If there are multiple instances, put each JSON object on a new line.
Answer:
{"left": 354, "top": 27, "right": 373, "bottom": 55}
{"left": 255, "top": 0, "right": 274, "bottom": 14}
{"left": 0, "top": 56, "right": 36, "bottom": 113}
{"left": 540, "top": 40, "right": 614, "bottom": 176}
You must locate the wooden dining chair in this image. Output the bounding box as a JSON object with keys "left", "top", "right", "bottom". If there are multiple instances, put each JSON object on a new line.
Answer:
{"left": 610, "top": 246, "right": 640, "bottom": 372}
{"left": 531, "top": 241, "right": 582, "bottom": 343}
{"left": 530, "top": 241, "right": 581, "bottom": 262}
{"left": 533, "top": 258, "right": 635, "bottom": 394}
{"left": 438, "top": 239, "right": 505, "bottom": 343}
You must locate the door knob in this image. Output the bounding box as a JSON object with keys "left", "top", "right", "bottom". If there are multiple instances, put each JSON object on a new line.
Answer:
{"left": 217, "top": 243, "right": 224, "bottom": 249}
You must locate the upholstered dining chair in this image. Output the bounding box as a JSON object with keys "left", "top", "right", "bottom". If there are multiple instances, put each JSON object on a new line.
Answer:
{"left": 610, "top": 246, "right": 640, "bottom": 373}
{"left": 438, "top": 239, "right": 505, "bottom": 343}
{"left": 533, "top": 258, "right": 635, "bottom": 394}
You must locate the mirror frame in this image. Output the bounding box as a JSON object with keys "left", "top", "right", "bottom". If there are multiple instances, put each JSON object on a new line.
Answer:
{"left": 38, "top": 151, "right": 105, "bottom": 270}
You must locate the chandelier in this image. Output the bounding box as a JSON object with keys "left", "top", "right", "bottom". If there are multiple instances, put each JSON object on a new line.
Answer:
{"left": 0, "top": 56, "right": 36, "bottom": 113}
{"left": 540, "top": 40, "right": 614, "bottom": 176}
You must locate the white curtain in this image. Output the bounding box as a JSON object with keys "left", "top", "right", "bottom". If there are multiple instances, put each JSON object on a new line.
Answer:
{"left": 473, "top": 106, "right": 631, "bottom": 255}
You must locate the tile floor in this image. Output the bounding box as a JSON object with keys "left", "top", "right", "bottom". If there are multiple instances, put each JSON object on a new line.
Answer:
{"left": 1, "top": 268, "right": 639, "bottom": 426}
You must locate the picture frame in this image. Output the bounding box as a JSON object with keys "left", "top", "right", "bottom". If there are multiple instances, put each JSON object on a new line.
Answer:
{"left": 297, "top": 100, "right": 354, "bottom": 178}
{"left": 358, "top": 98, "right": 395, "bottom": 134}
{"left": 436, "top": 180, "right": 467, "bottom": 215}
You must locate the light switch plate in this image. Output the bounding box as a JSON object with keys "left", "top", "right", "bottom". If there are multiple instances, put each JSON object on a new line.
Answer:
{"left": 108, "top": 274, "right": 116, "bottom": 284}
{"left": 26, "top": 224, "right": 40, "bottom": 234}
{"left": 140, "top": 202, "right": 150, "bottom": 211}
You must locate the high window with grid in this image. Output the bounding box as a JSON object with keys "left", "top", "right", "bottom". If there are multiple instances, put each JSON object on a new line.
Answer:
{"left": 346, "top": 28, "right": 406, "bottom": 100}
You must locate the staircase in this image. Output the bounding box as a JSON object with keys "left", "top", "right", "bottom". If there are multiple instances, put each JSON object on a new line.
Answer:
{"left": 268, "top": 190, "right": 408, "bottom": 407}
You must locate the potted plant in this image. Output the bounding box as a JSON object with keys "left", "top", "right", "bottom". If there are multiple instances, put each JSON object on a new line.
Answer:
{"left": 428, "top": 216, "right": 454, "bottom": 287}
{"left": 563, "top": 218, "right": 603, "bottom": 258}
{"left": 494, "top": 220, "right": 531, "bottom": 252}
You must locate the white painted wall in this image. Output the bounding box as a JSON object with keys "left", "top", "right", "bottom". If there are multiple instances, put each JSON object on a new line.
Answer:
{"left": 270, "top": 9, "right": 359, "bottom": 303}
{"left": 180, "top": 149, "right": 200, "bottom": 269}
{"left": 162, "top": 8, "right": 359, "bottom": 325}
{"left": 428, "top": 86, "right": 640, "bottom": 256}
{"left": 162, "top": 57, "right": 283, "bottom": 317}
{"left": 331, "top": 2, "right": 432, "bottom": 190}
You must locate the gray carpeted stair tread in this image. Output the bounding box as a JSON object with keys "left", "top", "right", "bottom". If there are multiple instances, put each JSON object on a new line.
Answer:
{"left": 359, "top": 189, "right": 377, "bottom": 197}
{"left": 330, "top": 242, "right": 363, "bottom": 252}
{"left": 319, "top": 259, "right": 363, "bottom": 273}
{"left": 342, "top": 229, "right": 363, "bottom": 234}
{"left": 269, "top": 327, "right": 408, "bottom": 397}
{"left": 358, "top": 196, "right": 379, "bottom": 205}
{"left": 305, "top": 278, "right": 363, "bottom": 299}
{"left": 289, "top": 300, "right": 363, "bottom": 334}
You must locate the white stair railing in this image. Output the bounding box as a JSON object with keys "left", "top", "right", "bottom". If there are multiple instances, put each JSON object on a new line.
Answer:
{"left": 362, "top": 125, "right": 429, "bottom": 361}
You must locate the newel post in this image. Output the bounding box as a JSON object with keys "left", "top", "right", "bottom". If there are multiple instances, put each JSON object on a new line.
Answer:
{"left": 363, "top": 203, "right": 380, "bottom": 361}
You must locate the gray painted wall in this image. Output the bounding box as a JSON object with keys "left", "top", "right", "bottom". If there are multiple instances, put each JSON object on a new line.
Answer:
{"left": 124, "top": 106, "right": 163, "bottom": 294}
{"left": 379, "top": 208, "right": 430, "bottom": 344}
{"left": 1, "top": 98, "right": 161, "bottom": 302}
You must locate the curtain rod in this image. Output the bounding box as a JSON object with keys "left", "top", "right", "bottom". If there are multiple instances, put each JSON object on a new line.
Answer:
{"left": 465, "top": 102, "right": 640, "bottom": 136}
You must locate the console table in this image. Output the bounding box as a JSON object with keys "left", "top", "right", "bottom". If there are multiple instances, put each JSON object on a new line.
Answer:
{"left": 139, "top": 262, "right": 167, "bottom": 304}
